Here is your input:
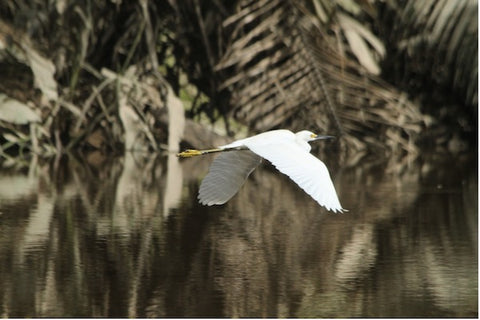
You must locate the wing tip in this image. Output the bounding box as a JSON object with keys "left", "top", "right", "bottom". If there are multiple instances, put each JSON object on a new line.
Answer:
{"left": 198, "top": 195, "right": 228, "bottom": 206}
{"left": 325, "top": 205, "right": 348, "bottom": 213}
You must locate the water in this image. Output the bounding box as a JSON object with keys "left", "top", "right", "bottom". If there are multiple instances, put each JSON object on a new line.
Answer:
{"left": 0, "top": 151, "right": 477, "bottom": 317}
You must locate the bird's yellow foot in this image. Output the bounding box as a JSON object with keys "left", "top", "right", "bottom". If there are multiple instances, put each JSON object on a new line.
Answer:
{"left": 177, "top": 149, "right": 203, "bottom": 158}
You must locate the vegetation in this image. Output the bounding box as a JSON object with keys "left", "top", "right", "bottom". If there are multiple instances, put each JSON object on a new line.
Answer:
{"left": 0, "top": 0, "right": 476, "bottom": 162}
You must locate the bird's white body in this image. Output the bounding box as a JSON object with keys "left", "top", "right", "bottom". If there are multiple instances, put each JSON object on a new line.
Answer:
{"left": 221, "top": 129, "right": 312, "bottom": 152}
{"left": 179, "top": 129, "right": 346, "bottom": 213}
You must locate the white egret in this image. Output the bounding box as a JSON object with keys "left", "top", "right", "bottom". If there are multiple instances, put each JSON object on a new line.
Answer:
{"left": 177, "top": 129, "right": 346, "bottom": 212}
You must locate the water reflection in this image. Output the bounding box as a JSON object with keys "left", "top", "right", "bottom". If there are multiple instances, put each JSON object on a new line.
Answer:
{"left": 0, "top": 151, "right": 476, "bottom": 317}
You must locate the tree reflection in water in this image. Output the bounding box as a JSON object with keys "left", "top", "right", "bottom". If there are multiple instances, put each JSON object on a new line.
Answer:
{"left": 0, "top": 152, "right": 476, "bottom": 317}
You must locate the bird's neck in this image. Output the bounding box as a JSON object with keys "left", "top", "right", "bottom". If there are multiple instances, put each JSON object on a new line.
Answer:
{"left": 296, "top": 138, "right": 312, "bottom": 152}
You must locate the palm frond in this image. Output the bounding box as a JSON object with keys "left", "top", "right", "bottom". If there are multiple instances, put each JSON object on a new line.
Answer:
{"left": 214, "top": 0, "right": 425, "bottom": 157}
{"left": 387, "top": 0, "right": 477, "bottom": 107}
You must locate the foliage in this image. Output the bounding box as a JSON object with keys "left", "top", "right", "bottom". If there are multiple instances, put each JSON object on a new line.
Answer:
{"left": 0, "top": 0, "right": 476, "bottom": 162}
{"left": 379, "top": 0, "right": 478, "bottom": 146}
{"left": 170, "top": 0, "right": 476, "bottom": 159}
{"left": 0, "top": 0, "right": 193, "bottom": 159}
{"left": 382, "top": 0, "right": 477, "bottom": 108}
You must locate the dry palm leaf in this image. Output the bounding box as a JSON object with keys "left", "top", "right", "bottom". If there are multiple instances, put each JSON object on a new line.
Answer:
{"left": 215, "top": 0, "right": 425, "bottom": 158}
{"left": 389, "top": 0, "right": 477, "bottom": 107}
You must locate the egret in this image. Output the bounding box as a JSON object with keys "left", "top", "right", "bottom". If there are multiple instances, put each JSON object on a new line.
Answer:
{"left": 177, "top": 129, "right": 346, "bottom": 212}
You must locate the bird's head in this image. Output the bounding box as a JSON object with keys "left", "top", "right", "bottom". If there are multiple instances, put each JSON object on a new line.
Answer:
{"left": 295, "top": 130, "right": 335, "bottom": 143}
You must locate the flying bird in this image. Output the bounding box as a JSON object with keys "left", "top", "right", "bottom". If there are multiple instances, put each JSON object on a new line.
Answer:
{"left": 177, "top": 129, "right": 346, "bottom": 212}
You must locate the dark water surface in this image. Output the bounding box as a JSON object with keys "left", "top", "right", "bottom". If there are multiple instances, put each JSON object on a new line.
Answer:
{"left": 0, "top": 151, "right": 477, "bottom": 317}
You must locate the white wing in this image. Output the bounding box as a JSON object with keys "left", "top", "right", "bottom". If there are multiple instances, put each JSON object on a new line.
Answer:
{"left": 244, "top": 141, "right": 345, "bottom": 212}
{"left": 198, "top": 150, "right": 262, "bottom": 205}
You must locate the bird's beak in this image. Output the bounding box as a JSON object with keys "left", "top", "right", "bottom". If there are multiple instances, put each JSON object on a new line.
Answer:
{"left": 311, "top": 133, "right": 335, "bottom": 141}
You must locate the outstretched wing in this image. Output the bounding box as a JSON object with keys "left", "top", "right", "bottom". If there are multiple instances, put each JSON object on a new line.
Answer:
{"left": 198, "top": 150, "right": 262, "bottom": 205}
{"left": 244, "top": 142, "right": 345, "bottom": 212}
